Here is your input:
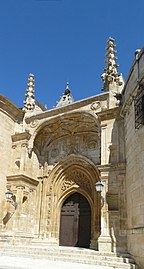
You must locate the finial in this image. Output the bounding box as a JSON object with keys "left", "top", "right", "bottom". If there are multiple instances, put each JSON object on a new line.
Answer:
{"left": 64, "top": 81, "right": 71, "bottom": 95}
{"left": 135, "top": 49, "right": 141, "bottom": 60}
{"left": 23, "top": 73, "right": 35, "bottom": 111}
{"left": 101, "top": 37, "right": 123, "bottom": 91}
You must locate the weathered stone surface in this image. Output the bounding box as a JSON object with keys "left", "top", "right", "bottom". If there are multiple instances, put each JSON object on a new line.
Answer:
{"left": 1, "top": 42, "right": 144, "bottom": 269}
{"left": 121, "top": 48, "right": 144, "bottom": 269}
{"left": 0, "top": 85, "right": 127, "bottom": 256}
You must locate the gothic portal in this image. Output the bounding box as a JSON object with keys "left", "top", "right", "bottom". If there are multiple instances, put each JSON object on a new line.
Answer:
{"left": 0, "top": 37, "right": 144, "bottom": 268}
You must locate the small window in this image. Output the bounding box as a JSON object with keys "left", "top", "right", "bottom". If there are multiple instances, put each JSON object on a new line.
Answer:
{"left": 134, "top": 84, "right": 144, "bottom": 129}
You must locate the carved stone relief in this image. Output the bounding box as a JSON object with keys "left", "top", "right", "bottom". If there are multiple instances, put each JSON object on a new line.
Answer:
{"left": 90, "top": 101, "right": 101, "bottom": 111}
{"left": 30, "top": 119, "right": 39, "bottom": 128}
{"left": 34, "top": 113, "right": 100, "bottom": 164}
{"left": 61, "top": 179, "right": 75, "bottom": 191}
{"left": 87, "top": 140, "right": 98, "bottom": 150}
{"left": 61, "top": 170, "right": 92, "bottom": 195}
{"left": 46, "top": 193, "right": 52, "bottom": 231}
{"left": 90, "top": 100, "right": 108, "bottom": 112}
{"left": 47, "top": 133, "right": 100, "bottom": 165}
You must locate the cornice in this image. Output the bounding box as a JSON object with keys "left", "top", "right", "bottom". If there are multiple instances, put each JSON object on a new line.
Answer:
{"left": 122, "top": 47, "right": 144, "bottom": 95}
{"left": 11, "top": 131, "right": 31, "bottom": 142}
{"left": 7, "top": 174, "right": 39, "bottom": 187}
{"left": 97, "top": 162, "right": 126, "bottom": 172}
{"left": 97, "top": 107, "right": 120, "bottom": 121}
{"left": 25, "top": 92, "right": 109, "bottom": 123}
{"left": 0, "top": 94, "right": 24, "bottom": 122}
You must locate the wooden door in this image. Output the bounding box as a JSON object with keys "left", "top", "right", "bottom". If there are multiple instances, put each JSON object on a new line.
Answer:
{"left": 77, "top": 194, "right": 91, "bottom": 248}
{"left": 59, "top": 193, "right": 91, "bottom": 248}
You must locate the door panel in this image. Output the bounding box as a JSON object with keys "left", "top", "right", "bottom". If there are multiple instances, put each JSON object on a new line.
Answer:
{"left": 60, "top": 197, "right": 79, "bottom": 246}
{"left": 59, "top": 193, "right": 91, "bottom": 248}
{"left": 60, "top": 215, "right": 76, "bottom": 246}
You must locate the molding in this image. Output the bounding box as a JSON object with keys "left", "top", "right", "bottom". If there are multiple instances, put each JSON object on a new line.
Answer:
{"left": 25, "top": 92, "right": 109, "bottom": 123}
{"left": 12, "top": 131, "right": 31, "bottom": 142}
{"left": 122, "top": 48, "right": 144, "bottom": 95}
{"left": 127, "top": 226, "right": 144, "bottom": 235}
{"left": 97, "top": 107, "right": 120, "bottom": 121}
{"left": 0, "top": 94, "right": 24, "bottom": 122}
{"left": 97, "top": 162, "right": 126, "bottom": 172}
{"left": 7, "top": 174, "right": 39, "bottom": 187}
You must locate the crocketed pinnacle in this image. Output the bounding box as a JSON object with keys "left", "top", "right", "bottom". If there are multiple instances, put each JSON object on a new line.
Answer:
{"left": 101, "top": 37, "right": 123, "bottom": 91}
{"left": 23, "top": 73, "right": 35, "bottom": 111}
{"left": 56, "top": 82, "right": 74, "bottom": 108}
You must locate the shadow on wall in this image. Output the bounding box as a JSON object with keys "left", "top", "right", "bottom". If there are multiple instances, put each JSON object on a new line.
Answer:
{"left": 107, "top": 116, "right": 127, "bottom": 253}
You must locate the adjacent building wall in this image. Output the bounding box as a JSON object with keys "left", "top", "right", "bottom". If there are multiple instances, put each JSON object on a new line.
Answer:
{"left": 0, "top": 109, "right": 15, "bottom": 224}
{"left": 122, "top": 48, "right": 144, "bottom": 268}
{"left": 0, "top": 96, "right": 24, "bottom": 228}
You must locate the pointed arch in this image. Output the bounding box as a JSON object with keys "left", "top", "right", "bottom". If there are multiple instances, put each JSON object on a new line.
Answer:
{"left": 40, "top": 154, "right": 100, "bottom": 246}
{"left": 59, "top": 192, "right": 91, "bottom": 247}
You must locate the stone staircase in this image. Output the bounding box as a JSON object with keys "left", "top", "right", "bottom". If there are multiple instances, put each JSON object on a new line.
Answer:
{"left": 0, "top": 245, "right": 138, "bottom": 269}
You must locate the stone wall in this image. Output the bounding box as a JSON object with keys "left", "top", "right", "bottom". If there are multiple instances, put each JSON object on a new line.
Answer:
{"left": 0, "top": 110, "right": 15, "bottom": 224}
{"left": 0, "top": 82, "right": 128, "bottom": 254}
{"left": 122, "top": 49, "right": 144, "bottom": 268}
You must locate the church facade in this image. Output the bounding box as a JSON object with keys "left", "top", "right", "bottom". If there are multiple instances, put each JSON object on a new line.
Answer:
{"left": 0, "top": 38, "right": 144, "bottom": 268}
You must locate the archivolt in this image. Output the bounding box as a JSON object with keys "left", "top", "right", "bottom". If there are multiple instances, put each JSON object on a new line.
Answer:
{"left": 47, "top": 154, "right": 100, "bottom": 188}
{"left": 29, "top": 110, "right": 100, "bottom": 153}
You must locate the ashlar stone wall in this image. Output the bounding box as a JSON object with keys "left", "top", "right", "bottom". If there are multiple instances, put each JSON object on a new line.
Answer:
{"left": 0, "top": 110, "right": 15, "bottom": 225}
{"left": 122, "top": 49, "right": 144, "bottom": 269}
{"left": 0, "top": 88, "right": 127, "bottom": 254}
{"left": 0, "top": 96, "right": 23, "bottom": 227}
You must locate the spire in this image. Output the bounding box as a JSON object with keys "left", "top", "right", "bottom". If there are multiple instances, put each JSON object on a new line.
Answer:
{"left": 101, "top": 37, "right": 123, "bottom": 91}
{"left": 64, "top": 82, "right": 71, "bottom": 95}
{"left": 23, "top": 73, "right": 35, "bottom": 111}
{"left": 56, "top": 82, "right": 74, "bottom": 108}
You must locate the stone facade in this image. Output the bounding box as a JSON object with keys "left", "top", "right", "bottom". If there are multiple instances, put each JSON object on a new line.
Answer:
{"left": 121, "top": 48, "right": 144, "bottom": 269}
{"left": 0, "top": 39, "right": 144, "bottom": 268}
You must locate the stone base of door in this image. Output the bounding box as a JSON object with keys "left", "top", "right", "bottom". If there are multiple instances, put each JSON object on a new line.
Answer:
{"left": 90, "top": 239, "right": 98, "bottom": 250}
{"left": 98, "top": 235, "right": 113, "bottom": 252}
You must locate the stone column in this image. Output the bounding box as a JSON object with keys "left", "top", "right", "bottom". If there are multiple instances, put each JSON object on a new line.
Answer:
{"left": 90, "top": 193, "right": 99, "bottom": 251}
{"left": 101, "top": 125, "right": 107, "bottom": 165}
{"left": 20, "top": 143, "right": 27, "bottom": 173}
{"left": 98, "top": 178, "right": 112, "bottom": 252}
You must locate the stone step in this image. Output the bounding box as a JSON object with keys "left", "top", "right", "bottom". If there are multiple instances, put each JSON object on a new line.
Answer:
{"left": 0, "top": 246, "right": 138, "bottom": 269}
{"left": 0, "top": 244, "right": 131, "bottom": 255}
{"left": 0, "top": 247, "right": 135, "bottom": 264}
{"left": 0, "top": 253, "right": 137, "bottom": 269}
{"left": 0, "top": 245, "right": 134, "bottom": 259}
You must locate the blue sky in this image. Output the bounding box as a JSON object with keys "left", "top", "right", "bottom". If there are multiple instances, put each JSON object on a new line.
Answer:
{"left": 0, "top": 0, "right": 143, "bottom": 109}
